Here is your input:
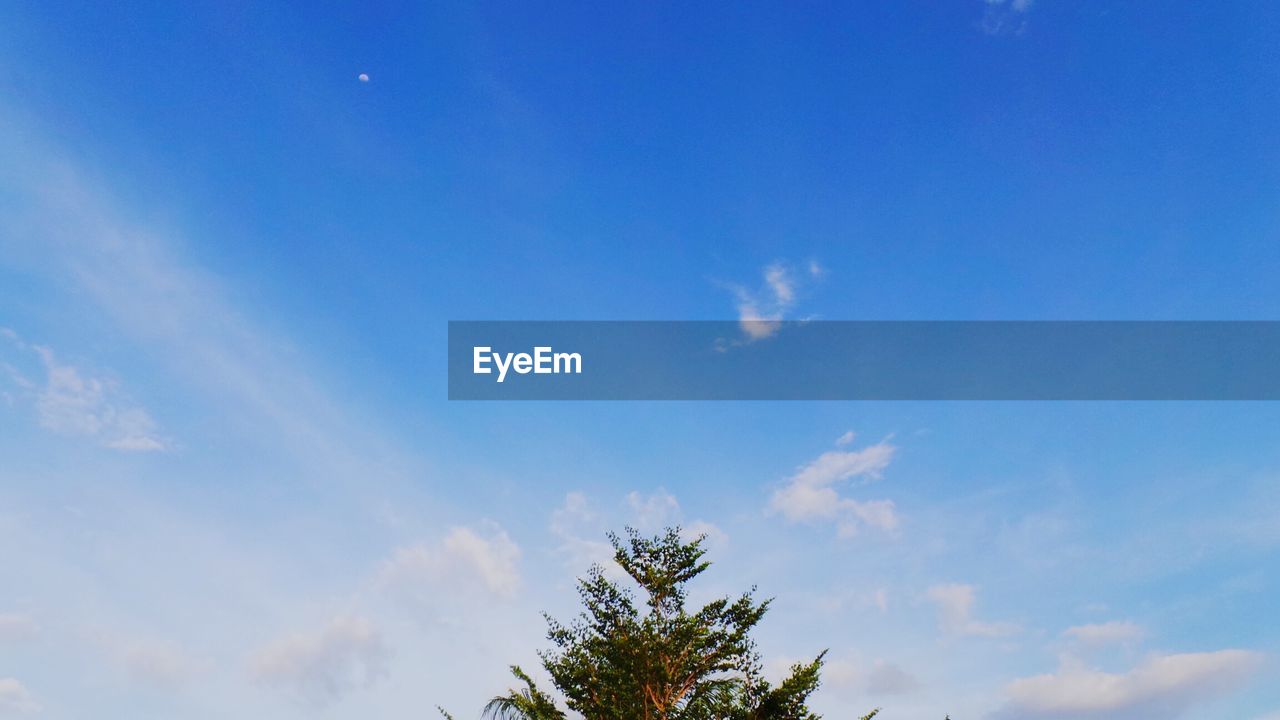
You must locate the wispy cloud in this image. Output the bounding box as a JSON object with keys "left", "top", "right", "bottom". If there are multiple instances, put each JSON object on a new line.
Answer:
{"left": 926, "top": 583, "right": 1019, "bottom": 638}
{"left": 0, "top": 117, "right": 458, "bottom": 717}
{"left": 0, "top": 127, "right": 417, "bottom": 487}
{"left": 1064, "top": 620, "right": 1145, "bottom": 649}
{"left": 551, "top": 491, "right": 618, "bottom": 574}
{"left": 377, "top": 524, "right": 522, "bottom": 604}
{"left": 552, "top": 489, "right": 727, "bottom": 578}
{"left": 865, "top": 659, "right": 920, "bottom": 696}
{"left": 626, "top": 489, "right": 682, "bottom": 531}
{"left": 250, "top": 615, "right": 390, "bottom": 707}
{"left": 725, "top": 261, "right": 822, "bottom": 341}
{"left": 113, "top": 639, "right": 199, "bottom": 688}
{"left": 0, "top": 614, "right": 38, "bottom": 643}
{"left": 79, "top": 626, "right": 205, "bottom": 690}
{"left": 0, "top": 331, "right": 167, "bottom": 452}
{"left": 999, "top": 650, "right": 1264, "bottom": 719}
{"left": 0, "top": 678, "right": 40, "bottom": 714}
{"left": 767, "top": 655, "right": 918, "bottom": 698}
{"left": 624, "top": 488, "right": 726, "bottom": 545}
{"left": 769, "top": 437, "right": 899, "bottom": 537}
{"left": 981, "top": 0, "right": 1035, "bottom": 35}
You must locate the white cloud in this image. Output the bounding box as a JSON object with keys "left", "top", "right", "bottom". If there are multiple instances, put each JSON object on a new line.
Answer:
{"left": 626, "top": 489, "right": 681, "bottom": 531}
{"left": 727, "top": 261, "right": 820, "bottom": 341}
{"left": 0, "top": 614, "right": 37, "bottom": 643}
{"left": 682, "top": 519, "right": 729, "bottom": 550}
{"left": 770, "top": 656, "right": 918, "bottom": 698}
{"left": 88, "top": 631, "right": 201, "bottom": 688}
{"left": 820, "top": 658, "right": 860, "bottom": 688}
{"left": 378, "top": 525, "right": 522, "bottom": 602}
{"left": 763, "top": 263, "right": 795, "bottom": 306}
{"left": 551, "top": 492, "right": 618, "bottom": 573}
{"left": 981, "top": 0, "right": 1034, "bottom": 35}
{"left": 737, "top": 304, "right": 783, "bottom": 341}
{"left": 0, "top": 335, "right": 167, "bottom": 452}
{"left": 555, "top": 491, "right": 591, "bottom": 525}
{"left": 0, "top": 135, "right": 420, "bottom": 489}
{"left": 769, "top": 439, "right": 899, "bottom": 537}
{"left": 0, "top": 678, "right": 40, "bottom": 714}
{"left": 250, "top": 615, "right": 389, "bottom": 707}
{"left": 553, "top": 491, "right": 727, "bottom": 578}
{"left": 1001, "top": 650, "right": 1264, "bottom": 719}
{"left": 835, "top": 430, "right": 856, "bottom": 446}
{"left": 625, "top": 489, "right": 727, "bottom": 546}
{"left": 0, "top": 103, "right": 492, "bottom": 719}
{"left": 926, "top": 583, "right": 1019, "bottom": 638}
{"left": 627, "top": 490, "right": 726, "bottom": 548}
{"left": 807, "top": 586, "right": 890, "bottom": 616}
{"left": 764, "top": 655, "right": 843, "bottom": 688}
{"left": 865, "top": 659, "right": 920, "bottom": 696}
{"left": 1064, "top": 620, "right": 1145, "bottom": 648}
{"left": 120, "top": 641, "right": 197, "bottom": 687}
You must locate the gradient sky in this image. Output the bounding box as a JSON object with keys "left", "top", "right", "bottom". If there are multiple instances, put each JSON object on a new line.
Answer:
{"left": 2, "top": 2, "right": 1280, "bottom": 719}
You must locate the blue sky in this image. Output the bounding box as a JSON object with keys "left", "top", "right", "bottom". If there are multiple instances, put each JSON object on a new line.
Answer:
{"left": 2, "top": 1, "right": 1279, "bottom": 718}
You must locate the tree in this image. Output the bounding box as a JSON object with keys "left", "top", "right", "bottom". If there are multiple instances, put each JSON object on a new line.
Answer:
{"left": 465, "top": 527, "right": 880, "bottom": 720}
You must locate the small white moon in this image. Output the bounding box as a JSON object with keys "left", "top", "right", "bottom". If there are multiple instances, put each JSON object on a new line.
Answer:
{"left": 358, "top": 73, "right": 370, "bottom": 83}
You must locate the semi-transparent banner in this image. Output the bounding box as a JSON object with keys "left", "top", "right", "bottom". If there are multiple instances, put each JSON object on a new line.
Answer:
{"left": 447, "top": 321, "right": 1280, "bottom": 400}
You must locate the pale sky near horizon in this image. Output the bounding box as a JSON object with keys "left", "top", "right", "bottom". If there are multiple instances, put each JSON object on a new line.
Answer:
{"left": 3, "top": 2, "right": 1280, "bottom": 719}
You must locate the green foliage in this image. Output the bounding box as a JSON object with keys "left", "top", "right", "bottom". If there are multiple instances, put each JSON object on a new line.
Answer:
{"left": 472, "top": 527, "right": 876, "bottom": 720}
{"left": 482, "top": 666, "right": 563, "bottom": 720}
